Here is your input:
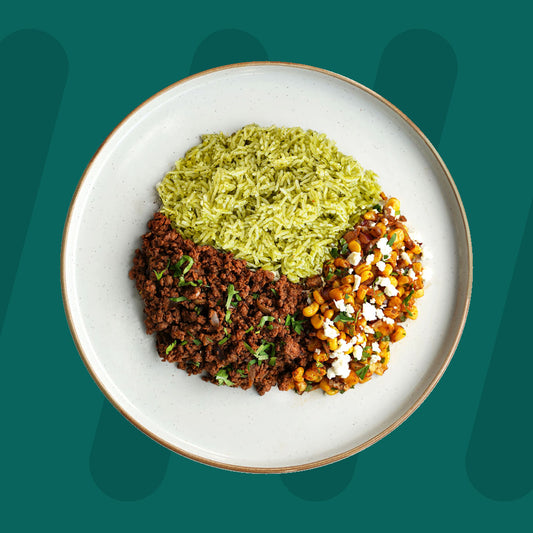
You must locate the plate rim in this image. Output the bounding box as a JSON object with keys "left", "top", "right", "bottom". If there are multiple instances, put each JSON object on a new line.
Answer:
{"left": 60, "top": 61, "right": 473, "bottom": 473}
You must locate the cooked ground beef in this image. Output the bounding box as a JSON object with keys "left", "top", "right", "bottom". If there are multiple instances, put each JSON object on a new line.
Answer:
{"left": 129, "top": 213, "right": 314, "bottom": 395}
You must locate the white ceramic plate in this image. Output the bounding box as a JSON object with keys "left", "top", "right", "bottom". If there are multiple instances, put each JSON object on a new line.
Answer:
{"left": 62, "top": 62, "right": 472, "bottom": 472}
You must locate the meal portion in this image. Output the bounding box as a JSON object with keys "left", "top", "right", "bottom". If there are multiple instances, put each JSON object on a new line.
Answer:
{"left": 129, "top": 125, "right": 425, "bottom": 395}
{"left": 157, "top": 125, "right": 381, "bottom": 282}
{"left": 297, "top": 197, "right": 424, "bottom": 395}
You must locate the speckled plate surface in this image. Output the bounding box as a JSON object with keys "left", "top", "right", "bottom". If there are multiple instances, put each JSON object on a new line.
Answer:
{"left": 61, "top": 62, "right": 472, "bottom": 472}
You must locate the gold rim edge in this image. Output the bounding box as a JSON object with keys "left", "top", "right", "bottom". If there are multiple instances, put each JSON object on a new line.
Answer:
{"left": 60, "top": 61, "right": 473, "bottom": 474}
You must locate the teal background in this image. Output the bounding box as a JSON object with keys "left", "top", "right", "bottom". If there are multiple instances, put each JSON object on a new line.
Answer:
{"left": 1, "top": 0, "right": 531, "bottom": 530}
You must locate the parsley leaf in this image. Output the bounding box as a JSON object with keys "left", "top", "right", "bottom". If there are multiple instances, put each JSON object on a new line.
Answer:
{"left": 285, "top": 314, "right": 304, "bottom": 334}
{"left": 403, "top": 289, "right": 415, "bottom": 305}
{"left": 268, "top": 356, "right": 277, "bottom": 366}
{"left": 356, "top": 365, "right": 370, "bottom": 379}
{"left": 258, "top": 315, "right": 275, "bottom": 328}
{"left": 169, "top": 296, "right": 188, "bottom": 303}
{"left": 387, "top": 233, "right": 397, "bottom": 247}
{"left": 225, "top": 284, "right": 239, "bottom": 322}
{"left": 153, "top": 259, "right": 170, "bottom": 280}
{"left": 165, "top": 340, "right": 177, "bottom": 354}
{"left": 339, "top": 238, "right": 349, "bottom": 255}
{"left": 361, "top": 345, "right": 372, "bottom": 360}
{"left": 215, "top": 368, "right": 234, "bottom": 386}
{"left": 333, "top": 312, "right": 356, "bottom": 323}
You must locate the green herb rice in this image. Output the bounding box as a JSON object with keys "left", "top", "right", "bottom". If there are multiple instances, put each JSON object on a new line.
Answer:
{"left": 157, "top": 124, "right": 381, "bottom": 282}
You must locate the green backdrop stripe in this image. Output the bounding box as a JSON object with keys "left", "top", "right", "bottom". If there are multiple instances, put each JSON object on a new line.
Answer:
{"left": 281, "top": 28, "right": 457, "bottom": 500}
{"left": 88, "top": 29, "right": 269, "bottom": 499}
{"left": 0, "top": 29, "right": 67, "bottom": 333}
{"left": 373, "top": 29, "right": 458, "bottom": 147}
{"left": 466, "top": 199, "right": 533, "bottom": 501}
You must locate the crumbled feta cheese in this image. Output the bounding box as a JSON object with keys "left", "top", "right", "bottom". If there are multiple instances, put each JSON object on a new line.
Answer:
{"left": 385, "top": 206, "right": 395, "bottom": 217}
{"left": 362, "top": 302, "right": 378, "bottom": 322}
{"left": 383, "top": 218, "right": 388, "bottom": 225}
{"left": 400, "top": 251, "right": 411, "bottom": 264}
{"left": 334, "top": 299, "right": 355, "bottom": 315}
{"left": 353, "top": 345, "right": 363, "bottom": 361}
{"left": 323, "top": 318, "right": 339, "bottom": 338}
{"left": 383, "top": 317, "right": 394, "bottom": 325}
{"left": 348, "top": 268, "right": 354, "bottom": 274}
{"left": 363, "top": 325, "right": 375, "bottom": 334}
{"left": 376, "top": 260, "right": 386, "bottom": 272}
{"left": 377, "top": 238, "right": 392, "bottom": 257}
{"left": 326, "top": 339, "right": 355, "bottom": 378}
{"left": 366, "top": 254, "right": 375, "bottom": 265}
{"left": 408, "top": 268, "right": 416, "bottom": 280}
{"left": 376, "top": 308, "right": 385, "bottom": 319}
{"left": 314, "top": 348, "right": 322, "bottom": 354}
{"left": 370, "top": 353, "right": 381, "bottom": 364}
{"left": 372, "top": 342, "right": 380, "bottom": 353}
{"left": 376, "top": 276, "right": 399, "bottom": 297}
{"left": 353, "top": 274, "right": 361, "bottom": 290}
{"left": 347, "top": 251, "right": 361, "bottom": 266}
{"left": 370, "top": 298, "right": 376, "bottom": 304}
{"left": 355, "top": 333, "right": 365, "bottom": 344}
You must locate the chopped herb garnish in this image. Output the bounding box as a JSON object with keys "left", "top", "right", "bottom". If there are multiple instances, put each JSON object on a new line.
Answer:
{"left": 215, "top": 368, "right": 234, "bottom": 386}
{"left": 383, "top": 335, "right": 390, "bottom": 342}
{"left": 372, "top": 203, "right": 383, "bottom": 213}
{"left": 153, "top": 259, "right": 170, "bottom": 280}
{"left": 325, "top": 270, "right": 335, "bottom": 281}
{"left": 172, "top": 255, "right": 194, "bottom": 276}
{"left": 180, "top": 340, "right": 187, "bottom": 346}
{"left": 330, "top": 247, "right": 340, "bottom": 259}
{"left": 339, "top": 237, "right": 349, "bottom": 255}
{"left": 387, "top": 233, "right": 397, "bottom": 247}
{"left": 237, "top": 369, "right": 247, "bottom": 377}
{"left": 252, "top": 293, "right": 259, "bottom": 299}
{"left": 375, "top": 331, "right": 383, "bottom": 340}
{"left": 218, "top": 336, "right": 230, "bottom": 345}
{"left": 170, "top": 296, "right": 188, "bottom": 303}
{"left": 403, "top": 289, "right": 415, "bottom": 305}
{"left": 285, "top": 314, "right": 305, "bottom": 334}
{"left": 361, "top": 345, "right": 372, "bottom": 360}
{"left": 305, "top": 383, "right": 314, "bottom": 392}
{"left": 406, "top": 310, "right": 414, "bottom": 317}
{"left": 194, "top": 305, "right": 202, "bottom": 314}
{"left": 247, "top": 359, "right": 256, "bottom": 370}
{"left": 271, "top": 288, "right": 278, "bottom": 297}
{"left": 225, "top": 284, "right": 239, "bottom": 322}
{"left": 333, "top": 312, "right": 356, "bottom": 323}
{"left": 178, "top": 277, "right": 197, "bottom": 287}
{"left": 258, "top": 315, "right": 275, "bottom": 328}
{"left": 165, "top": 340, "right": 177, "bottom": 354}
{"left": 244, "top": 326, "right": 254, "bottom": 334}
{"left": 268, "top": 356, "right": 277, "bottom": 366}
{"left": 192, "top": 338, "right": 201, "bottom": 346}
{"left": 356, "top": 365, "right": 370, "bottom": 379}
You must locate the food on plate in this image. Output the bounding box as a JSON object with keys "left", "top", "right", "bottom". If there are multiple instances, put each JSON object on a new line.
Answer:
{"left": 295, "top": 195, "right": 424, "bottom": 395}
{"left": 130, "top": 125, "right": 425, "bottom": 395}
{"left": 129, "top": 213, "right": 312, "bottom": 395}
{"left": 157, "top": 124, "right": 381, "bottom": 282}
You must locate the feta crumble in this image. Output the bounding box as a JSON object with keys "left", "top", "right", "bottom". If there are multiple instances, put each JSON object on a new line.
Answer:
{"left": 362, "top": 302, "right": 378, "bottom": 321}
{"left": 323, "top": 318, "right": 339, "bottom": 339}
{"left": 347, "top": 251, "right": 361, "bottom": 266}
{"left": 376, "top": 237, "right": 392, "bottom": 257}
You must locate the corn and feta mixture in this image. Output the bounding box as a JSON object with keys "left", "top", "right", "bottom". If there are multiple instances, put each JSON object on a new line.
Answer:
{"left": 292, "top": 195, "right": 424, "bottom": 395}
